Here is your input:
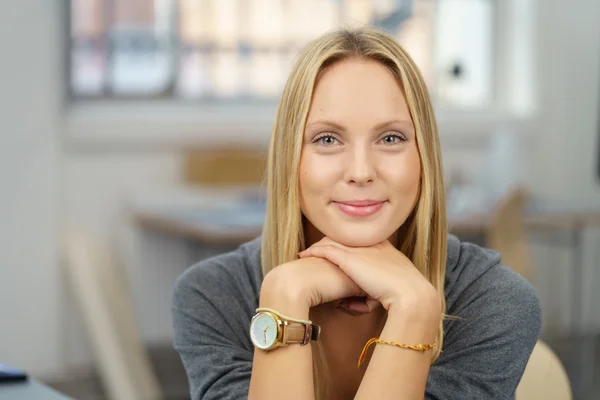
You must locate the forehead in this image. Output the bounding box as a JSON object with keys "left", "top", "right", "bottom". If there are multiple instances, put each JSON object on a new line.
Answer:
{"left": 306, "top": 58, "right": 411, "bottom": 124}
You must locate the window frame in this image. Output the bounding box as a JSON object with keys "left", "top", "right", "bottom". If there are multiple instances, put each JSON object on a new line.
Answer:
{"left": 64, "top": 0, "right": 535, "bottom": 149}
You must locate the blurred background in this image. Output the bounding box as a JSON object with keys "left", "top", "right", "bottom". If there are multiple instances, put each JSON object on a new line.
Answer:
{"left": 0, "top": 0, "right": 599, "bottom": 399}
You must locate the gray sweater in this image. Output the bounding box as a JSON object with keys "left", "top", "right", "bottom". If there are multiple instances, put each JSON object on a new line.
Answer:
{"left": 172, "top": 235, "right": 542, "bottom": 399}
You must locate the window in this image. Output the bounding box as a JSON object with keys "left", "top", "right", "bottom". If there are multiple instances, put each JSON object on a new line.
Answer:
{"left": 433, "top": 0, "right": 494, "bottom": 109}
{"left": 69, "top": 0, "right": 495, "bottom": 109}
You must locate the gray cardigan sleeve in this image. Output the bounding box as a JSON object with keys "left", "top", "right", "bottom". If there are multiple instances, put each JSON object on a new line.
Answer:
{"left": 426, "top": 264, "right": 542, "bottom": 399}
{"left": 172, "top": 255, "right": 257, "bottom": 400}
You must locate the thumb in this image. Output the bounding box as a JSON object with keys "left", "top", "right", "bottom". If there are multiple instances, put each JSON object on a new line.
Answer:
{"left": 343, "top": 296, "right": 380, "bottom": 313}
{"left": 363, "top": 297, "right": 380, "bottom": 312}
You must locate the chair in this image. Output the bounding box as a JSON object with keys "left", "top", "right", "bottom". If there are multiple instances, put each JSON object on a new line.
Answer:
{"left": 486, "top": 188, "right": 535, "bottom": 281}
{"left": 449, "top": 187, "right": 536, "bottom": 281}
{"left": 62, "top": 233, "right": 163, "bottom": 400}
{"left": 183, "top": 147, "right": 267, "bottom": 187}
{"left": 516, "top": 340, "right": 572, "bottom": 400}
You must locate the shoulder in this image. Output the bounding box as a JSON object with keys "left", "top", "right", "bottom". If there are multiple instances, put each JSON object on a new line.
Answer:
{"left": 171, "top": 236, "right": 264, "bottom": 344}
{"left": 171, "top": 236, "right": 263, "bottom": 353}
{"left": 443, "top": 234, "right": 542, "bottom": 360}
{"left": 173, "top": 236, "right": 263, "bottom": 306}
{"left": 171, "top": 238, "right": 261, "bottom": 399}
{"left": 444, "top": 235, "right": 541, "bottom": 327}
{"left": 426, "top": 236, "right": 542, "bottom": 397}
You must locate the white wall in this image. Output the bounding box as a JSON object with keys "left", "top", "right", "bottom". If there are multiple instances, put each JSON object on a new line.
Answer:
{"left": 59, "top": 152, "right": 184, "bottom": 369}
{"left": 531, "top": 0, "right": 600, "bottom": 202}
{"left": 529, "top": 0, "right": 600, "bottom": 333}
{"left": 0, "top": 1, "right": 62, "bottom": 375}
{"left": 0, "top": 1, "right": 186, "bottom": 377}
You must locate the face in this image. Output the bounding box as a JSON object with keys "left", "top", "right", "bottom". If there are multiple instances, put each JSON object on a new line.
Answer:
{"left": 299, "top": 58, "right": 421, "bottom": 248}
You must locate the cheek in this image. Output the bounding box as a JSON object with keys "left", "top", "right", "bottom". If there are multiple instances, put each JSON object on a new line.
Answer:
{"left": 298, "top": 153, "right": 319, "bottom": 214}
{"left": 384, "top": 149, "right": 421, "bottom": 193}
{"left": 299, "top": 153, "right": 338, "bottom": 200}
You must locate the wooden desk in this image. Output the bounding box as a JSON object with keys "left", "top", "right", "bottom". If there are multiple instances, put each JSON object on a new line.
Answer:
{"left": 133, "top": 210, "right": 263, "bottom": 245}
{"left": 133, "top": 200, "right": 600, "bottom": 244}
{"left": 134, "top": 209, "right": 503, "bottom": 242}
{"left": 133, "top": 193, "right": 600, "bottom": 328}
{"left": 526, "top": 210, "right": 600, "bottom": 231}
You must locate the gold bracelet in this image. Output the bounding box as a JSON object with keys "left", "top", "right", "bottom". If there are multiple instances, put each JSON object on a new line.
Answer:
{"left": 357, "top": 337, "right": 437, "bottom": 368}
{"left": 255, "top": 307, "right": 312, "bottom": 325}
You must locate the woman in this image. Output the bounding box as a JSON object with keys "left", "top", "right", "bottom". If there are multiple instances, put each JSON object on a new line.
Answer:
{"left": 172, "top": 28, "right": 541, "bottom": 400}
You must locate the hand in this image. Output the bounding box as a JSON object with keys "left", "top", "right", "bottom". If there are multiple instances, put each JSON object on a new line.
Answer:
{"left": 298, "top": 237, "right": 442, "bottom": 322}
{"left": 260, "top": 256, "right": 371, "bottom": 316}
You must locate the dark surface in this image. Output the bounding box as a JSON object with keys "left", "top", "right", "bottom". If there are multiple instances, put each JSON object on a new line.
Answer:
{"left": 544, "top": 334, "right": 600, "bottom": 400}
{"left": 47, "top": 343, "right": 189, "bottom": 400}
{"left": 0, "top": 379, "right": 71, "bottom": 400}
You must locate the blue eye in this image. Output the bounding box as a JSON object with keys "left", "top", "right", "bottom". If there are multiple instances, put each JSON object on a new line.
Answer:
{"left": 314, "top": 134, "right": 338, "bottom": 146}
{"left": 380, "top": 133, "right": 406, "bottom": 145}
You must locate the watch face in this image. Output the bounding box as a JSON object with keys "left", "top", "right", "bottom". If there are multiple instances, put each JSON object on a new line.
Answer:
{"left": 250, "top": 312, "right": 278, "bottom": 350}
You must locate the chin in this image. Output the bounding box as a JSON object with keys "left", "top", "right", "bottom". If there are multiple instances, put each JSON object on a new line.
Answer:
{"left": 325, "top": 226, "right": 394, "bottom": 247}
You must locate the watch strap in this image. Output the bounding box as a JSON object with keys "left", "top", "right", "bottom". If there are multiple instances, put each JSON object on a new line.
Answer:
{"left": 283, "top": 321, "right": 321, "bottom": 345}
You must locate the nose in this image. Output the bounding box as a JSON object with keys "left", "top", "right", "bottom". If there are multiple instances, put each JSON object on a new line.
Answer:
{"left": 344, "top": 144, "right": 375, "bottom": 186}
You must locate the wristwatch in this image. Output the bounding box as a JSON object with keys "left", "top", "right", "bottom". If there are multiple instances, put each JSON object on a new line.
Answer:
{"left": 249, "top": 307, "right": 321, "bottom": 351}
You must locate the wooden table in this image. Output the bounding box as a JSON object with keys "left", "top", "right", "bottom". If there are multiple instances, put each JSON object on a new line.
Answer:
{"left": 134, "top": 204, "right": 600, "bottom": 243}
{"left": 133, "top": 209, "right": 263, "bottom": 245}
{"left": 133, "top": 194, "right": 600, "bottom": 328}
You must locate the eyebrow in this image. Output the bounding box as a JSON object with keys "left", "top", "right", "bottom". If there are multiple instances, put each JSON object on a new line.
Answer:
{"left": 305, "top": 119, "right": 414, "bottom": 132}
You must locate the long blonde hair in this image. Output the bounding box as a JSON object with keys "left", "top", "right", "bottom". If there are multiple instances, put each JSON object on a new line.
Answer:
{"left": 260, "top": 28, "right": 447, "bottom": 399}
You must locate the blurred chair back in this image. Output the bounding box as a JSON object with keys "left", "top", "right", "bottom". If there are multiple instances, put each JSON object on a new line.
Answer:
{"left": 62, "top": 233, "right": 162, "bottom": 400}
{"left": 487, "top": 188, "right": 534, "bottom": 280}
{"left": 516, "top": 340, "right": 572, "bottom": 400}
{"left": 184, "top": 147, "right": 267, "bottom": 187}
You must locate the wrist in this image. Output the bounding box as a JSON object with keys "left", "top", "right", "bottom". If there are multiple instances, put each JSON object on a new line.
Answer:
{"left": 387, "top": 291, "right": 442, "bottom": 332}
{"left": 382, "top": 310, "right": 439, "bottom": 345}
{"left": 260, "top": 269, "right": 311, "bottom": 320}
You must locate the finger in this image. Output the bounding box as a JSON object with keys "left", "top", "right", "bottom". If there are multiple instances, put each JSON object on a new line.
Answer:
{"left": 337, "top": 299, "right": 369, "bottom": 316}
{"left": 298, "top": 258, "right": 368, "bottom": 305}
{"left": 303, "top": 237, "right": 351, "bottom": 252}
{"left": 298, "top": 245, "right": 348, "bottom": 268}
{"left": 299, "top": 238, "right": 345, "bottom": 255}
{"left": 347, "top": 298, "right": 379, "bottom": 312}
{"left": 315, "top": 236, "right": 346, "bottom": 247}
{"left": 342, "top": 297, "right": 380, "bottom": 314}
{"left": 345, "top": 300, "right": 370, "bottom": 313}
{"left": 364, "top": 298, "right": 380, "bottom": 312}
{"left": 299, "top": 243, "right": 337, "bottom": 257}
{"left": 338, "top": 306, "right": 369, "bottom": 317}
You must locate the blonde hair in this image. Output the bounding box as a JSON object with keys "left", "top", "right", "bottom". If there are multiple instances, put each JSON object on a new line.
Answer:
{"left": 260, "top": 27, "right": 447, "bottom": 399}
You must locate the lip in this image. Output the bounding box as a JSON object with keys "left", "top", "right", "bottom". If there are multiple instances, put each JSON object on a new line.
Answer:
{"left": 333, "top": 200, "right": 386, "bottom": 217}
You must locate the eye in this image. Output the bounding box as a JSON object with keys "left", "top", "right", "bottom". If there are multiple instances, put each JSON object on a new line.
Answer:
{"left": 313, "top": 133, "right": 339, "bottom": 146}
{"left": 379, "top": 132, "right": 407, "bottom": 146}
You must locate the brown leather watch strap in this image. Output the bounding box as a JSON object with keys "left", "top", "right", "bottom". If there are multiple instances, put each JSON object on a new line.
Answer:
{"left": 282, "top": 321, "right": 321, "bottom": 345}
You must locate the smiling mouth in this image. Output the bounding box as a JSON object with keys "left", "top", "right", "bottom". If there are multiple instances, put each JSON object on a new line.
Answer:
{"left": 332, "top": 200, "right": 386, "bottom": 217}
